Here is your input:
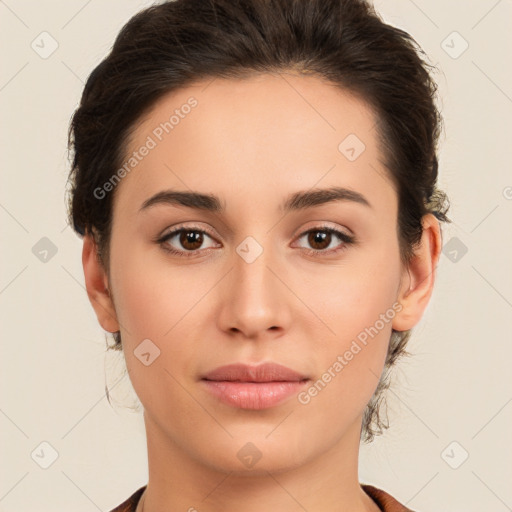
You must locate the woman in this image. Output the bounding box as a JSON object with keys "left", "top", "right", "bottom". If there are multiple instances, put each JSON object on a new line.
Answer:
{"left": 66, "top": 0, "right": 450, "bottom": 510}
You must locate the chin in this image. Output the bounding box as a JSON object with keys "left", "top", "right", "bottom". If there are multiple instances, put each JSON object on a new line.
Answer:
{"left": 191, "top": 431, "right": 316, "bottom": 476}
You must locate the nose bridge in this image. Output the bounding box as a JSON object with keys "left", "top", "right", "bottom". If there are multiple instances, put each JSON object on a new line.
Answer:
{"left": 233, "top": 234, "right": 279, "bottom": 309}
{"left": 217, "top": 232, "right": 289, "bottom": 336}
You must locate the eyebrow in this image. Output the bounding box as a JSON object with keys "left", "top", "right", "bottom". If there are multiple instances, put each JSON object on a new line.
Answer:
{"left": 139, "top": 186, "right": 372, "bottom": 214}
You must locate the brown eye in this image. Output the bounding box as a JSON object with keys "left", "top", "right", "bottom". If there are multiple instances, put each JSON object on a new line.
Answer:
{"left": 295, "top": 227, "right": 355, "bottom": 255}
{"left": 307, "top": 231, "right": 332, "bottom": 251}
{"left": 179, "top": 230, "right": 204, "bottom": 251}
{"left": 158, "top": 226, "right": 219, "bottom": 257}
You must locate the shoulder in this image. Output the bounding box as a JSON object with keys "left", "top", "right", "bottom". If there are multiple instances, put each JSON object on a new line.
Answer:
{"left": 109, "top": 485, "right": 146, "bottom": 512}
{"left": 361, "top": 483, "right": 416, "bottom": 512}
{"left": 110, "top": 483, "right": 413, "bottom": 511}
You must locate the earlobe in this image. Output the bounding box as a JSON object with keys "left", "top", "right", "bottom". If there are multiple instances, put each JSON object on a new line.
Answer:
{"left": 82, "top": 234, "right": 120, "bottom": 333}
{"left": 392, "top": 214, "right": 442, "bottom": 332}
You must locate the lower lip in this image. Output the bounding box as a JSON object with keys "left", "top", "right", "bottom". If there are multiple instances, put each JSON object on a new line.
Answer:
{"left": 201, "top": 380, "right": 308, "bottom": 409}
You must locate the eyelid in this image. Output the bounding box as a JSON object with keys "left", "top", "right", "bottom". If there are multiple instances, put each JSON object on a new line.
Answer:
{"left": 156, "top": 221, "right": 355, "bottom": 257}
{"left": 292, "top": 223, "right": 356, "bottom": 254}
{"left": 292, "top": 221, "right": 353, "bottom": 239}
{"left": 158, "top": 221, "right": 351, "bottom": 242}
{"left": 159, "top": 222, "right": 217, "bottom": 240}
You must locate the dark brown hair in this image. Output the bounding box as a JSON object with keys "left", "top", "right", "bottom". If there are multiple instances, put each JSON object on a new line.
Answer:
{"left": 66, "top": 0, "right": 450, "bottom": 443}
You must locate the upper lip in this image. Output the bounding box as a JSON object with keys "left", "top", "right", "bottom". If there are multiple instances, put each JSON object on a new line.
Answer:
{"left": 202, "top": 363, "right": 309, "bottom": 382}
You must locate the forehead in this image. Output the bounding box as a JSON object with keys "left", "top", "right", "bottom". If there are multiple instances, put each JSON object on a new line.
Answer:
{"left": 114, "top": 72, "right": 395, "bottom": 218}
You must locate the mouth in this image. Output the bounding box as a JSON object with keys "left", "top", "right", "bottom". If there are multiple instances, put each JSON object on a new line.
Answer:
{"left": 200, "top": 362, "right": 310, "bottom": 410}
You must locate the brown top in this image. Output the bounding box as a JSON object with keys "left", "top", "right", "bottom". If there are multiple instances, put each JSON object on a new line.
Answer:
{"left": 109, "top": 484, "right": 415, "bottom": 512}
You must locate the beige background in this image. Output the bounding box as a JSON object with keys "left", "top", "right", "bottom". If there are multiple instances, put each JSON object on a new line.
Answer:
{"left": 1, "top": 1, "right": 511, "bottom": 511}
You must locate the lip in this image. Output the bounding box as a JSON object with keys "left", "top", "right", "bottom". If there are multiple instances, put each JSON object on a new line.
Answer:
{"left": 201, "top": 363, "right": 310, "bottom": 410}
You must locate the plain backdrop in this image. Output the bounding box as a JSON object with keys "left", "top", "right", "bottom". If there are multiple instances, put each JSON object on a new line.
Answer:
{"left": 1, "top": 1, "right": 511, "bottom": 511}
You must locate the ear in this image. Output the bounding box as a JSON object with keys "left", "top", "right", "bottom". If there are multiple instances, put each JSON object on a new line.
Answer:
{"left": 82, "top": 234, "right": 120, "bottom": 333}
{"left": 392, "top": 213, "right": 442, "bottom": 332}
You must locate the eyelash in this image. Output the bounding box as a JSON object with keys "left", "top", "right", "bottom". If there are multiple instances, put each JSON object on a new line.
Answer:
{"left": 156, "top": 224, "right": 356, "bottom": 258}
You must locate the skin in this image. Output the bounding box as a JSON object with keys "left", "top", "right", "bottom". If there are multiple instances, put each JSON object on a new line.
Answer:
{"left": 82, "top": 72, "right": 441, "bottom": 512}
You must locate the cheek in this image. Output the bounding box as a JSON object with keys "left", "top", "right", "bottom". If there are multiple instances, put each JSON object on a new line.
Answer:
{"left": 109, "top": 242, "right": 197, "bottom": 341}
{"left": 108, "top": 247, "right": 211, "bottom": 381}
{"left": 299, "top": 248, "right": 401, "bottom": 410}
{"left": 109, "top": 259, "right": 200, "bottom": 414}
{"left": 312, "top": 250, "right": 402, "bottom": 345}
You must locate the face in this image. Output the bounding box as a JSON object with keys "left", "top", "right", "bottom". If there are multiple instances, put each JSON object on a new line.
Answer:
{"left": 86, "top": 72, "right": 432, "bottom": 475}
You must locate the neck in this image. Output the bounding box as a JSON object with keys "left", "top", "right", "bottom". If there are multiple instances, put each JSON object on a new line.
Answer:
{"left": 139, "top": 412, "right": 380, "bottom": 512}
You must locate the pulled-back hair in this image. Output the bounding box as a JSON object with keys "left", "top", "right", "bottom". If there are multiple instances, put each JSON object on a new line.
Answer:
{"left": 66, "top": 0, "right": 450, "bottom": 443}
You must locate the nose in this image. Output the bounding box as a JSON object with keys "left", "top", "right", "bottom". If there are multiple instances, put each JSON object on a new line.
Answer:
{"left": 216, "top": 241, "right": 292, "bottom": 340}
